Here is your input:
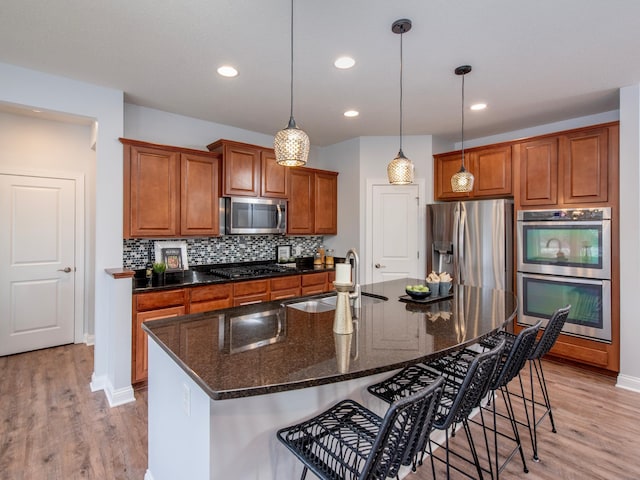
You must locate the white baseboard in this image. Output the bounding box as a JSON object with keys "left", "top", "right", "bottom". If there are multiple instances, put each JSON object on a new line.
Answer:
{"left": 144, "top": 470, "right": 154, "bottom": 480}
{"left": 89, "top": 373, "right": 136, "bottom": 407}
{"left": 104, "top": 381, "right": 136, "bottom": 407}
{"left": 89, "top": 372, "right": 106, "bottom": 392}
{"left": 84, "top": 333, "right": 95, "bottom": 346}
{"left": 616, "top": 373, "right": 640, "bottom": 393}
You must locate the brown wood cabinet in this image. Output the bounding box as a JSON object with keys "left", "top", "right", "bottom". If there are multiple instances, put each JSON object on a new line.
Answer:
{"left": 122, "top": 138, "right": 220, "bottom": 238}
{"left": 269, "top": 275, "right": 301, "bottom": 300}
{"left": 516, "top": 123, "right": 617, "bottom": 209}
{"left": 288, "top": 167, "right": 338, "bottom": 235}
{"left": 233, "top": 279, "right": 270, "bottom": 306}
{"left": 516, "top": 136, "right": 559, "bottom": 206}
{"left": 132, "top": 289, "right": 188, "bottom": 383}
{"left": 207, "top": 139, "right": 289, "bottom": 198}
{"left": 189, "top": 283, "right": 233, "bottom": 313}
{"left": 301, "top": 272, "right": 329, "bottom": 295}
{"left": 434, "top": 144, "right": 512, "bottom": 200}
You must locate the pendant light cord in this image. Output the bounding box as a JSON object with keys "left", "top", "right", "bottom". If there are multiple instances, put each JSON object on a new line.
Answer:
{"left": 399, "top": 30, "right": 404, "bottom": 153}
{"left": 460, "top": 73, "right": 465, "bottom": 168}
{"left": 289, "top": 0, "right": 294, "bottom": 120}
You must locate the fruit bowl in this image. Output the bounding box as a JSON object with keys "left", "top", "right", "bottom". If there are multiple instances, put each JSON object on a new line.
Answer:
{"left": 405, "top": 285, "right": 431, "bottom": 300}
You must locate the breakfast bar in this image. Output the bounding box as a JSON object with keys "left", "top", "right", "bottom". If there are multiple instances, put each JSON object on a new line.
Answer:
{"left": 142, "top": 278, "right": 517, "bottom": 480}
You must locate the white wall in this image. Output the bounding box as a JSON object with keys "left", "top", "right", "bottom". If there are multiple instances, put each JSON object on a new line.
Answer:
{"left": 317, "top": 137, "right": 360, "bottom": 256}
{"left": 456, "top": 110, "right": 620, "bottom": 150}
{"left": 618, "top": 84, "right": 640, "bottom": 390}
{"left": 0, "top": 112, "right": 96, "bottom": 336}
{"left": 0, "top": 61, "right": 124, "bottom": 395}
{"left": 124, "top": 104, "right": 322, "bottom": 165}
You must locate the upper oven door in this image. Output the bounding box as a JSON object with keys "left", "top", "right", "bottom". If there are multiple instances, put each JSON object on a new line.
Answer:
{"left": 517, "top": 218, "right": 611, "bottom": 279}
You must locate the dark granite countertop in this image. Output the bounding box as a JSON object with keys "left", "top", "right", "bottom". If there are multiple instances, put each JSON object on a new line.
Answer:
{"left": 142, "top": 278, "right": 517, "bottom": 400}
{"left": 132, "top": 260, "right": 337, "bottom": 293}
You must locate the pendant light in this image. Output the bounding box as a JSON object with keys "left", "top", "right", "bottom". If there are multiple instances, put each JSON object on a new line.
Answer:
{"left": 387, "top": 19, "right": 414, "bottom": 185}
{"left": 274, "top": 0, "right": 310, "bottom": 167}
{"left": 451, "top": 65, "right": 475, "bottom": 192}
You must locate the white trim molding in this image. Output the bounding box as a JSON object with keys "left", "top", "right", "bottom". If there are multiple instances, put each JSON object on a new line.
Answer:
{"left": 616, "top": 373, "right": 640, "bottom": 393}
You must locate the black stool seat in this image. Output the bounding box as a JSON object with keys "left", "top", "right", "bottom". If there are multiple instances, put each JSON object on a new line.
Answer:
{"left": 367, "top": 340, "right": 507, "bottom": 479}
{"left": 277, "top": 377, "right": 444, "bottom": 480}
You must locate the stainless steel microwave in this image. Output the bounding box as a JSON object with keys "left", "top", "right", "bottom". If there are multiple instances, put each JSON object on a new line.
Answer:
{"left": 221, "top": 197, "right": 287, "bottom": 235}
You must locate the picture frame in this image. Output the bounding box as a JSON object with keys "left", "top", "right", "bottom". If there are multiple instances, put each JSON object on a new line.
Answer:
{"left": 154, "top": 240, "right": 189, "bottom": 270}
{"left": 161, "top": 247, "right": 183, "bottom": 272}
{"left": 276, "top": 245, "right": 292, "bottom": 263}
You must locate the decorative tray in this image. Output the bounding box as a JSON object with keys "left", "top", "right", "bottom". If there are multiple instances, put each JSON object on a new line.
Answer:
{"left": 398, "top": 293, "right": 453, "bottom": 304}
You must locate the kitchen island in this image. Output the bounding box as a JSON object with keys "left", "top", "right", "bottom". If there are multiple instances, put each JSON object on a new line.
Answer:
{"left": 142, "top": 278, "right": 517, "bottom": 480}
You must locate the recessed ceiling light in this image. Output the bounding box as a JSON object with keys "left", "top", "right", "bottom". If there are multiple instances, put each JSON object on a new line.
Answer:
{"left": 217, "top": 66, "right": 238, "bottom": 78}
{"left": 470, "top": 103, "right": 487, "bottom": 111}
{"left": 32, "top": 109, "right": 42, "bottom": 113}
{"left": 334, "top": 56, "right": 356, "bottom": 69}
{"left": 344, "top": 110, "right": 359, "bottom": 117}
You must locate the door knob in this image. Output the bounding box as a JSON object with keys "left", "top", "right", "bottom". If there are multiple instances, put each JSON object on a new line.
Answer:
{"left": 375, "top": 263, "right": 386, "bottom": 269}
{"left": 57, "top": 267, "right": 72, "bottom": 273}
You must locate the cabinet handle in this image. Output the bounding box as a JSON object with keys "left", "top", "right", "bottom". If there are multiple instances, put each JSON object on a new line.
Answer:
{"left": 239, "top": 300, "right": 262, "bottom": 306}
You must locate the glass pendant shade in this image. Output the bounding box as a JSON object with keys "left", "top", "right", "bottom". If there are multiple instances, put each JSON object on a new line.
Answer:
{"left": 275, "top": 116, "right": 309, "bottom": 166}
{"left": 274, "top": 0, "right": 309, "bottom": 167}
{"left": 387, "top": 19, "right": 414, "bottom": 185}
{"left": 451, "top": 64, "right": 474, "bottom": 193}
{"left": 387, "top": 149, "right": 414, "bottom": 185}
{"left": 451, "top": 163, "right": 475, "bottom": 192}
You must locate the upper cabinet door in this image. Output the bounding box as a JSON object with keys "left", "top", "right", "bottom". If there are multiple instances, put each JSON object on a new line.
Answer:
{"left": 222, "top": 143, "right": 260, "bottom": 197}
{"left": 518, "top": 137, "right": 559, "bottom": 206}
{"left": 260, "top": 150, "right": 289, "bottom": 198}
{"left": 560, "top": 127, "right": 609, "bottom": 205}
{"left": 180, "top": 153, "right": 220, "bottom": 236}
{"left": 314, "top": 171, "right": 338, "bottom": 235}
{"left": 125, "top": 144, "right": 180, "bottom": 237}
{"left": 434, "top": 151, "right": 473, "bottom": 200}
{"left": 287, "top": 168, "right": 315, "bottom": 234}
{"left": 471, "top": 145, "right": 512, "bottom": 197}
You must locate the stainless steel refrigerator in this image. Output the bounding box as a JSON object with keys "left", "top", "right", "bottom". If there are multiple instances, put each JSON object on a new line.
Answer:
{"left": 426, "top": 199, "right": 514, "bottom": 291}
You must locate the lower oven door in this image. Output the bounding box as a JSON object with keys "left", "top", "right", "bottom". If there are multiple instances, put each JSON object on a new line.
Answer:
{"left": 517, "top": 272, "right": 611, "bottom": 343}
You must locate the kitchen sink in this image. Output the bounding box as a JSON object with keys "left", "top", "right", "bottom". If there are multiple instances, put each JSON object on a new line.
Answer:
{"left": 285, "top": 293, "right": 386, "bottom": 313}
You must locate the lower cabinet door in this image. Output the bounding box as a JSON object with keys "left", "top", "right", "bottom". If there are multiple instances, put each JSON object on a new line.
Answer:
{"left": 133, "top": 305, "right": 185, "bottom": 383}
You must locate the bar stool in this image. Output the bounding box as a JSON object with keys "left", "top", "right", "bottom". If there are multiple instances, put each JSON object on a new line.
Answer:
{"left": 435, "top": 321, "right": 542, "bottom": 479}
{"left": 367, "top": 339, "right": 506, "bottom": 479}
{"left": 277, "top": 376, "right": 444, "bottom": 480}
{"left": 481, "top": 305, "right": 571, "bottom": 461}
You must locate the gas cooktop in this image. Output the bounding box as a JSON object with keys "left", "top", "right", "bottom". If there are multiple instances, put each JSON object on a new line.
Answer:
{"left": 208, "top": 264, "right": 296, "bottom": 279}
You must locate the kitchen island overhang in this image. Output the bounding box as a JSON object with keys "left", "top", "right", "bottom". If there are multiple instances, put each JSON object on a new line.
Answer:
{"left": 142, "top": 279, "right": 517, "bottom": 480}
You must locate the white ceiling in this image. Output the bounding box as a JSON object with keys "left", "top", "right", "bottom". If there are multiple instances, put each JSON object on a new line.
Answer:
{"left": 1, "top": 0, "right": 639, "bottom": 147}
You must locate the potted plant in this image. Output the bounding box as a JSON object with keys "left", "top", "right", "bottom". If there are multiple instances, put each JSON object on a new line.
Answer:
{"left": 152, "top": 262, "right": 166, "bottom": 285}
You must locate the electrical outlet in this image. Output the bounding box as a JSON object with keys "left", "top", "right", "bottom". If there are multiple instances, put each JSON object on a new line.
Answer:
{"left": 182, "top": 383, "right": 190, "bottom": 416}
{"left": 294, "top": 246, "right": 302, "bottom": 256}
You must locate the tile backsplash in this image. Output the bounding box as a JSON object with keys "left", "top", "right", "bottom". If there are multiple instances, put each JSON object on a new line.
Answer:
{"left": 123, "top": 236, "right": 324, "bottom": 269}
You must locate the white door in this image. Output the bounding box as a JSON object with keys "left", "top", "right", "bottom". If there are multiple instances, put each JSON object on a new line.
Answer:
{"left": 370, "top": 184, "right": 420, "bottom": 283}
{"left": 0, "top": 174, "right": 76, "bottom": 356}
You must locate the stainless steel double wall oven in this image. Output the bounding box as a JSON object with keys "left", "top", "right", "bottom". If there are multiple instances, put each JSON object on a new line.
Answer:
{"left": 516, "top": 207, "right": 612, "bottom": 342}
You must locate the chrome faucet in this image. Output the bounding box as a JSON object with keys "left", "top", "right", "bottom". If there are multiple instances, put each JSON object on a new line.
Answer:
{"left": 345, "top": 248, "right": 361, "bottom": 309}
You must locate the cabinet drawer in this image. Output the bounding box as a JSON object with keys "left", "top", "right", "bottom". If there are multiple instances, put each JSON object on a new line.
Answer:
{"left": 270, "top": 275, "right": 300, "bottom": 291}
{"left": 270, "top": 287, "right": 301, "bottom": 301}
{"left": 233, "top": 279, "right": 269, "bottom": 297}
{"left": 135, "top": 289, "right": 187, "bottom": 311}
{"left": 190, "top": 284, "right": 232, "bottom": 303}
{"left": 301, "top": 272, "right": 327, "bottom": 287}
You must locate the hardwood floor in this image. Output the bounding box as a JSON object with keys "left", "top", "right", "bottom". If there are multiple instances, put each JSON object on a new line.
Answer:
{"left": 1, "top": 344, "right": 639, "bottom": 479}
{"left": 0, "top": 344, "right": 147, "bottom": 480}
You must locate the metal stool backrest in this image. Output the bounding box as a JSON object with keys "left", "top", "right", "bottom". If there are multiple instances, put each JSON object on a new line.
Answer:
{"left": 364, "top": 376, "right": 445, "bottom": 479}
{"left": 529, "top": 305, "right": 571, "bottom": 361}
{"left": 438, "top": 338, "right": 506, "bottom": 428}
{"left": 492, "top": 321, "right": 542, "bottom": 389}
